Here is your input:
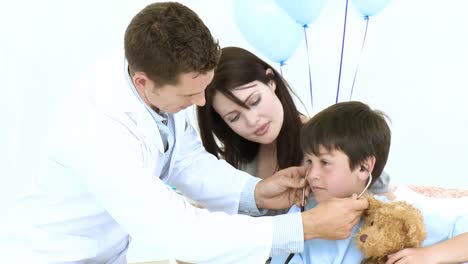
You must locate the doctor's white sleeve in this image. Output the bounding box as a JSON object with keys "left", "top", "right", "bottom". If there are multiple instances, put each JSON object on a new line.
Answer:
{"left": 73, "top": 110, "right": 283, "bottom": 263}
{"left": 169, "top": 115, "right": 304, "bottom": 256}
{"left": 169, "top": 112, "right": 270, "bottom": 213}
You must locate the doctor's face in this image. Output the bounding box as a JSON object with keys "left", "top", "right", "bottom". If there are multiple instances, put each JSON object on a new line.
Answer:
{"left": 140, "top": 71, "right": 214, "bottom": 113}
{"left": 212, "top": 80, "right": 284, "bottom": 145}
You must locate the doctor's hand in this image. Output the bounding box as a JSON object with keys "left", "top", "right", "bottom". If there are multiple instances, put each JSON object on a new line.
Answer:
{"left": 301, "top": 195, "right": 368, "bottom": 240}
{"left": 254, "top": 166, "right": 309, "bottom": 210}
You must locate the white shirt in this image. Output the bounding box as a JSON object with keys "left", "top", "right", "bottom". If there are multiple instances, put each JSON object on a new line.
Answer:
{"left": 3, "top": 50, "right": 303, "bottom": 263}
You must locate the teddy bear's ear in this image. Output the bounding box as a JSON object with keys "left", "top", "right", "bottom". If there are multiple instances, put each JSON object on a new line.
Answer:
{"left": 399, "top": 202, "right": 427, "bottom": 247}
{"left": 364, "top": 193, "right": 383, "bottom": 216}
{"left": 366, "top": 194, "right": 382, "bottom": 206}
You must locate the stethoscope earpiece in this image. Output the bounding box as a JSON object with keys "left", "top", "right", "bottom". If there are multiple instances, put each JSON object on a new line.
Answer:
{"left": 357, "top": 171, "right": 372, "bottom": 199}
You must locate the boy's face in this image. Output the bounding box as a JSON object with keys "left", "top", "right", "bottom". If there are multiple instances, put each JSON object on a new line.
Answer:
{"left": 304, "top": 146, "right": 368, "bottom": 203}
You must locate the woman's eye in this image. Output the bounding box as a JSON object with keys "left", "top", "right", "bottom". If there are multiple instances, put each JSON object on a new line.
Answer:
{"left": 370, "top": 221, "right": 374, "bottom": 226}
{"left": 250, "top": 97, "right": 261, "bottom": 106}
{"left": 229, "top": 114, "right": 240, "bottom": 123}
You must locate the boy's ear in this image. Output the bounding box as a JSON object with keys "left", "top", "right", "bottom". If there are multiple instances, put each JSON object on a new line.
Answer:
{"left": 358, "top": 156, "right": 376, "bottom": 181}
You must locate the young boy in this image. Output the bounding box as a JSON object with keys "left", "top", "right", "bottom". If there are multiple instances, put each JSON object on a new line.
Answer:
{"left": 272, "top": 101, "right": 468, "bottom": 263}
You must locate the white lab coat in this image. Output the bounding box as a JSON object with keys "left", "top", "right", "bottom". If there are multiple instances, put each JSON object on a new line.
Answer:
{"left": 5, "top": 51, "right": 274, "bottom": 263}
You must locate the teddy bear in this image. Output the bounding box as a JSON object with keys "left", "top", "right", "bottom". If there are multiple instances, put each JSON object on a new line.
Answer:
{"left": 354, "top": 193, "right": 427, "bottom": 264}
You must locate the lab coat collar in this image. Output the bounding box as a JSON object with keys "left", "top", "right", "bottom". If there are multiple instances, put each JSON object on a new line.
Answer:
{"left": 91, "top": 50, "right": 186, "bottom": 156}
{"left": 90, "top": 50, "right": 144, "bottom": 114}
{"left": 89, "top": 50, "right": 164, "bottom": 154}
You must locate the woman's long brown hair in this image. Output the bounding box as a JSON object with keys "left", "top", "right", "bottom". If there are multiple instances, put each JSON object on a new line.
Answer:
{"left": 197, "top": 47, "right": 303, "bottom": 171}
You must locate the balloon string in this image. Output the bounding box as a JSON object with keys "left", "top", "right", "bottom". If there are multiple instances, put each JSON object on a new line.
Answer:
{"left": 336, "top": 0, "right": 349, "bottom": 104}
{"left": 303, "top": 25, "right": 313, "bottom": 111}
{"left": 279, "top": 61, "right": 285, "bottom": 76}
{"left": 350, "top": 16, "right": 369, "bottom": 100}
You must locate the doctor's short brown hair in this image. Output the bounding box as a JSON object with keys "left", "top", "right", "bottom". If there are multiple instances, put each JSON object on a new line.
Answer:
{"left": 124, "top": 2, "right": 220, "bottom": 87}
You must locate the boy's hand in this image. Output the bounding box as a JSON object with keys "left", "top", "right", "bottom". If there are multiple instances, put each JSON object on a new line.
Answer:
{"left": 254, "top": 166, "right": 308, "bottom": 210}
{"left": 386, "top": 248, "right": 436, "bottom": 264}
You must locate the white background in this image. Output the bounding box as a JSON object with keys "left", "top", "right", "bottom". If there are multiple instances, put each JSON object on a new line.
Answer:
{"left": 1, "top": 0, "right": 467, "bottom": 206}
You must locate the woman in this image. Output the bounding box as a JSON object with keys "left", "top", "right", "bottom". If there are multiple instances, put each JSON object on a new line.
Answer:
{"left": 197, "top": 46, "right": 391, "bottom": 198}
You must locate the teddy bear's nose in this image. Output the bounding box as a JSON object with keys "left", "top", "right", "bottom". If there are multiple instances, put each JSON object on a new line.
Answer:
{"left": 359, "top": 234, "right": 368, "bottom": 242}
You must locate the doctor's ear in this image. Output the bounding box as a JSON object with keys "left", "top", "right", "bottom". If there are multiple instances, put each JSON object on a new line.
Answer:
{"left": 132, "top": 71, "right": 151, "bottom": 92}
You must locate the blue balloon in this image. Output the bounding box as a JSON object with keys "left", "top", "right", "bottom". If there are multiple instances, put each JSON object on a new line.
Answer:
{"left": 233, "top": 0, "right": 303, "bottom": 63}
{"left": 274, "top": 0, "right": 327, "bottom": 26}
{"left": 352, "top": 0, "right": 392, "bottom": 17}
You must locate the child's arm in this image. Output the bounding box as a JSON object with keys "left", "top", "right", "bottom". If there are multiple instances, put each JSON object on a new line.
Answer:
{"left": 386, "top": 232, "right": 468, "bottom": 264}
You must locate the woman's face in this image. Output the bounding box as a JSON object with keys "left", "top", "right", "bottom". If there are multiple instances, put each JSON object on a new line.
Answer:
{"left": 212, "top": 80, "right": 284, "bottom": 145}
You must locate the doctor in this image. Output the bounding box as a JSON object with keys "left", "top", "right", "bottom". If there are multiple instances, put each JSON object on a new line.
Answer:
{"left": 6, "top": 2, "right": 368, "bottom": 263}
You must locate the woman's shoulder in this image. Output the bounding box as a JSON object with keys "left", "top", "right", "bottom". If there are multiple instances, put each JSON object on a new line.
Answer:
{"left": 238, "top": 157, "right": 258, "bottom": 177}
{"left": 300, "top": 114, "right": 311, "bottom": 124}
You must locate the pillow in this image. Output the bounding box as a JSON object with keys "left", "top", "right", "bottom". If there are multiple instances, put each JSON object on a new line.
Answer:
{"left": 404, "top": 185, "right": 468, "bottom": 198}
{"left": 393, "top": 185, "right": 468, "bottom": 219}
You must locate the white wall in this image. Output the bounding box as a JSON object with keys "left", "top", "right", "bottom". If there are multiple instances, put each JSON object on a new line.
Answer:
{"left": 2, "top": 0, "right": 467, "bottom": 208}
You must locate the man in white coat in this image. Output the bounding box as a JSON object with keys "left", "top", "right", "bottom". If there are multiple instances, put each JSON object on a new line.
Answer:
{"left": 4, "top": 2, "right": 368, "bottom": 263}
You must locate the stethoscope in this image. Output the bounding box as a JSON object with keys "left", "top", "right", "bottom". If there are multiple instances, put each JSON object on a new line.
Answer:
{"left": 283, "top": 166, "right": 373, "bottom": 264}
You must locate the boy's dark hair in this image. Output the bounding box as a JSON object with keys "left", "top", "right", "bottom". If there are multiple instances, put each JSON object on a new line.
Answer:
{"left": 197, "top": 47, "right": 303, "bottom": 170}
{"left": 124, "top": 2, "right": 220, "bottom": 86}
{"left": 300, "top": 101, "right": 391, "bottom": 184}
